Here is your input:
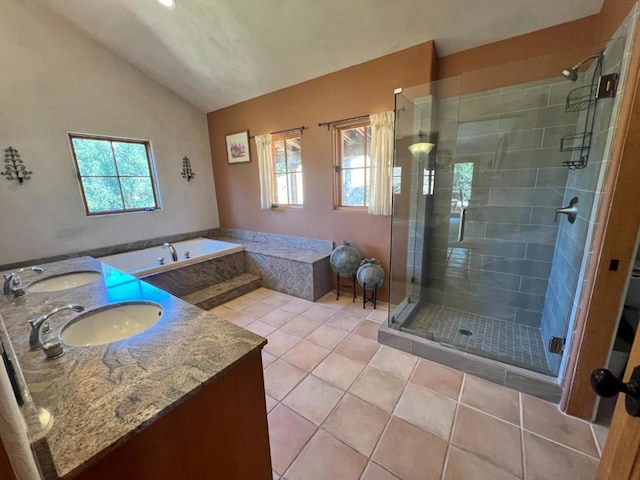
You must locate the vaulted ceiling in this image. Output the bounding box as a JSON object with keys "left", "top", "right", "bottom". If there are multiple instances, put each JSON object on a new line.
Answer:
{"left": 35, "top": 0, "right": 604, "bottom": 112}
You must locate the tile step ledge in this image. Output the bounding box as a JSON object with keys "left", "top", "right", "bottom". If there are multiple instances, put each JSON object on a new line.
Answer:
{"left": 181, "top": 273, "right": 262, "bottom": 310}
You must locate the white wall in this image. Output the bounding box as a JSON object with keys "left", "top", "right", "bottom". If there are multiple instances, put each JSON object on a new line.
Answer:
{"left": 0, "top": 0, "right": 219, "bottom": 265}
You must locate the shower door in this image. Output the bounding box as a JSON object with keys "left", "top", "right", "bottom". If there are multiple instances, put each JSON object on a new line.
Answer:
{"left": 390, "top": 39, "right": 627, "bottom": 376}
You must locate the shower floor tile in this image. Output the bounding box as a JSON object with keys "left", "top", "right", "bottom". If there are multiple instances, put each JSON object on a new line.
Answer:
{"left": 402, "top": 303, "right": 551, "bottom": 375}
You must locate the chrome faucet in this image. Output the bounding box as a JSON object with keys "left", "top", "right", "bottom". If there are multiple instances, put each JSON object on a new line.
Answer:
{"left": 28, "top": 304, "right": 85, "bottom": 351}
{"left": 162, "top": 243, "right": 178, "bottom": 262}
{"left": 3, "top": 266, "right": 44, "bottom": 294}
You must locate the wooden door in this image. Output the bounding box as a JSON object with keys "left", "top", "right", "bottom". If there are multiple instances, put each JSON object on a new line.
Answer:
{"left": 597, "top": 333, "right": 640, "bottom": 478}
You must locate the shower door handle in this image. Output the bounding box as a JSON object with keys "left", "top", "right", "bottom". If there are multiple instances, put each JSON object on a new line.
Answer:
{"left": 458, "top": 208, "right": 467, "bottom": 242}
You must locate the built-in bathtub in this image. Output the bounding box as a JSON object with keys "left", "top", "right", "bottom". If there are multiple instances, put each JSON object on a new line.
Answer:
{"left": 99, "top": 238, "right": 244, "bottom": 278}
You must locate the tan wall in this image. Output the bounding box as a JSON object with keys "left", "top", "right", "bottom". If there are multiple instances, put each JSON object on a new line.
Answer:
{"left": 207, "top": 42, "right": 436, "bottom": 301}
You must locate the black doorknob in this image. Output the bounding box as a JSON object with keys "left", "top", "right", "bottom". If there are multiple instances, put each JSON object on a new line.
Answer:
{"left": 590, "top": 368, "right": 632, "bottom": 397}
{"left": 591, "top": 367, "right": 640, "bottom": 417}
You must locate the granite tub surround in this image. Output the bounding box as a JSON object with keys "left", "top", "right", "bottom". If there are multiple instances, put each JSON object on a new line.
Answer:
{"left": 0, "top": 256, "right": 266, "bottom": 479}
{"left": 142, "top": 251, "right": 247, "bottom": 297}
{"left": 219, "top": 228, "right": 333, "bottom": 253}
{"left": 214, "top": 234, "right": 333, "bottom": 302}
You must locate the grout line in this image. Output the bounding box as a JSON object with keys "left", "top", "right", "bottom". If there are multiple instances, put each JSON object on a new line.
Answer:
{"left": 589, "top": 423, "right": 603, "bottom": 458}
{"left": 440, "top": 373, "right": 467, "bottom": 480}
{"left": 520, "top": 393, "right": 527, "bottom": 480}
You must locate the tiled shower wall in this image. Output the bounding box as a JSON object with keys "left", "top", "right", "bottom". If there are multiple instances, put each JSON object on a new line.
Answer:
{"left": 420, "top": 78, "right": 583, "bottom": 328}
{"left": 543, "top": 11, "right": 636, "bottom": 373}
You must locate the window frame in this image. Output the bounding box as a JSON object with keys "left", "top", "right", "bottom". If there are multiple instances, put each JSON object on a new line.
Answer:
{"left": 333, "top": 119, "right": 371, "bottom": 210}
{"left": 271, "top": 132, "right": 303, "bottom": 207}
{"left": 68, "top": 133, "right": 160, "bottom": 216}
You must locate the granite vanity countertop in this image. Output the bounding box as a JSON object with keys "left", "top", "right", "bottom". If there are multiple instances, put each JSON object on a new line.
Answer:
{"left": 0, "top": 256, "right": 266, "bottom": 479}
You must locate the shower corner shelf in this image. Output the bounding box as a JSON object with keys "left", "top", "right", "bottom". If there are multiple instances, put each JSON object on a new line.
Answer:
{"left": 565, "top": 85, "right": 597, "bottom": 112}
{"left": 560, "top": 133, "right": 592, "bottom": 169}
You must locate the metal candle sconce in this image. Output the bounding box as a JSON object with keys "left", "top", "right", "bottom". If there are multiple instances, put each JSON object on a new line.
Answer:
{"left": 180, "top": 156, "right": 195, "bottom": 182}
{"left": 2, "top": 147, "right": 32, "bottom": 184}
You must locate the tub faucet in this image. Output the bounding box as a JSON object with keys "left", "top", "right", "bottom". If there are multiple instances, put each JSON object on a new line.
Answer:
{"left": 28, "top": 304, "right": 85, "bottom": 351}
{"left": 3, "top": 266, "right": 44, "bottom": 294}
{"left": 162, "top": 243, "right": 178, "bottom": 262}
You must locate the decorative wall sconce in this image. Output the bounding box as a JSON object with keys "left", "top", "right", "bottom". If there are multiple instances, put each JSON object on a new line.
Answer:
{"left": 2, "top": 147, "right": 32, "bottom": 184}
{"left": 180, "top": 156, "right": 195, "bottom": 182}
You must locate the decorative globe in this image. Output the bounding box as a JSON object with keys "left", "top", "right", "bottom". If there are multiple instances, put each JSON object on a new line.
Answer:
{"left": 356, "top": 258, "right": 385, "bottom": 288}
{"left": 329, "top": 241, "right": 363, "bottom": 278}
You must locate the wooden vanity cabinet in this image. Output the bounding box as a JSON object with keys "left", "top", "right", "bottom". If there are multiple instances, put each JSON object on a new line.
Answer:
{"left": 71, "top": 349, "right": 271, "bottom": 480}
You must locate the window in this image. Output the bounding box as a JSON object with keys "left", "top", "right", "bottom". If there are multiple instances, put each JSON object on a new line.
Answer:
{"left": 69, "top": 134, "right": 159, "bottom": 215}
{"left": 335, "top": 122, "right": 371, "bottom": 207}
{"left": 272, "top": 133, "right": 303, "bottom": 205}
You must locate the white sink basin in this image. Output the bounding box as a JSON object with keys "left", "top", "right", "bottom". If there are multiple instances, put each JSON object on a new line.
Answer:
{"left": 28, "top": 271, "right": 101, "bottom": 293}
{"left": 61, "top": 301, "right": 163, "bottom": 346}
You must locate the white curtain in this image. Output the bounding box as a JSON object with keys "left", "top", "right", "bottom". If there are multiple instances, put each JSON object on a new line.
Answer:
{"left": 369, "top": 111, "right": 395, "bottom": 215}
{"left": 256, "top": 133, "right": 277, "bottom": 209}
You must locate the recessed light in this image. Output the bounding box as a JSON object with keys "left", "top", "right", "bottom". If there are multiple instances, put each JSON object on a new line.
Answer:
{"left": 157, "top": 0, "right": 176, "bottom": 9}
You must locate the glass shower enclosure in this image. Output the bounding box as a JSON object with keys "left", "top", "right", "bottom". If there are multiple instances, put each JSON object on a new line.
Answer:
{"left": 389, "top": 38, "right": 627, "bottom": 376}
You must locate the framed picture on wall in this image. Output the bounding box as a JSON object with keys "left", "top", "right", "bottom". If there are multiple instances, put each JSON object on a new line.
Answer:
{"left": 225, "top": 131, "right": 251, "bottom": 164}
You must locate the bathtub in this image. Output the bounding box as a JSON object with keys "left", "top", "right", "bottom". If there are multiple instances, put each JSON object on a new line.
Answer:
{"left": 98, "top": 238, "right": 244, "bottom": 277}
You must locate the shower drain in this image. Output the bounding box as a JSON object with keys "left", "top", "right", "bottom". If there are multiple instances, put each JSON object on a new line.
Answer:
{"left": 458, "top": 329, "right": 473, "bottom": 336}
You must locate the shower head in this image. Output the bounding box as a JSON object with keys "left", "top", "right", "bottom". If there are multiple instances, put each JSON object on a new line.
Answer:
{"left": 560, "top": 52, "right": 603, "bottom": 82}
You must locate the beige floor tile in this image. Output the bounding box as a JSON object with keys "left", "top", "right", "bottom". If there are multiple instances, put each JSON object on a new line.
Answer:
{"left": 521, "top": 394, "right": 598, "bottom": 457}
{"left": 373, "top": 416, "right": 448, "bottom": 480}
{"left": 265, "top": 394, "right": 278, "bottom": 413}
{"left": 334, "top": 334, "right": 380, "bottom": 364}
{"left": 353, "top": 319, "right": 380, "bottom": 341}
{"left": 326, "top": 311, "right": 363, "bottom": 332}
{"left": 592, "top": 424, "right": 608, "bottom": 455}
{"left": 350, "top": 367, "right": 406, "bottom": 412}
{"left": 324, "top": 393, "right": 390, "bottom": 456}
{"left": 340, "top": 301, "right": 374, "bottom": 318}
{"left": 261, "top": 308, "right": 297, "bottom": 327}
{"left": 267, "top": 404, "right": 316, "bottom": 475}
{"left": 207, "top": 304, "right": 235, "bottom": 318}
{"left": 282, "top": 340, "right": 331, "bottom": 372}
{"left": 313, "top": 352, "right": 366, "bottom": 390}
{"left": 369, "top": 345, "right": 418, "bottom": 381}
{"left": 245, "top": 287, "right": 275, "bottom": 300}
{"left": 451, "top": 405, "right": 522, "bottom": 477}
{"left": 272, "top": 471, "right": 279, "bottom": 480}
{"left": 306, "top": 324, "right": 349, "bottom": 349}
{"left": 240, "top": 301, "right": 277, "bottom": 319}
{"left": 263, "top": 359, "right": 307, "bottom": 400}
{"left": 224, "top": 295, "right": 256, "bottom": 311}
{"left": 461, "top": 375, "right": 520, "bottom": 425}
{"left": 280, "top": 314, "right": 323, "bottom": 338}
{"left": 283, "top": 375, "right": 344, "bottom": 425}
{"left": 315, "top": 292, "right": 352, "bottom": 310}
{"left": 280, "top": 298, "right": 314, "bottom": 314}
{"left": 524, "top": 431, "right": 599, "bottom": 480}
{"left": 264, "top": 330, "right": 301, "bottom": 357}
{"left": 244, "top": 320, "right": 277, "bottom": 337}
{"left": 303, "top": 304, "right": 337, "bottom": 321}
{"left": 262, "top": 350, "right": 277, "bottom": 368}
{"left": 395, "top": 383, "right": 457, "bottom": 440}
{"left": 444, "top": 446, "right": 520, "bottom": 480}
{"left": 224, "top": 310, "right": 254, "bottom": 327}
{"left": 410, "top": 359, "right": 464, "bottom": 399}
{"left": 262, "top": 292, "right": 295, "bottom": 307}
{"left": 366, "top": 308, "right": 389, "bottom": 324}
{"left": 286, "top": 430, "right": 367, "bottom": 480}
{"left": 361, "top": 462, "right": 399, "bottom": 480}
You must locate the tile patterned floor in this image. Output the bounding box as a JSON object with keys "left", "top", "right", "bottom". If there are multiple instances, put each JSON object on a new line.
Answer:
{"left": 402, "top": 303, "right": 551, "bottom": 374}
{"left": 210, "top": 288, "right": 606, "bottom": 480}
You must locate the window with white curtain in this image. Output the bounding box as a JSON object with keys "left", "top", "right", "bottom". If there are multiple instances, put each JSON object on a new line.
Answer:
{"left": 272, "top": 133, "right": 303, "bottom": 205}
{"left": 334, "top": 121, "right": 371, "bottom": 207}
